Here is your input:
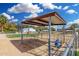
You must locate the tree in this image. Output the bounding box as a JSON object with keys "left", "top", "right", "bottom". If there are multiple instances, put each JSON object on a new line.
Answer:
{"left": 0, "top": 15, "right": 8, "bottom": 32}
{"left": 3, "top": 22, "right": 17, "bottom": 33}
{"left": 69, "top": 23, "right": 78, "bottom": 30}
{"left": 9, "top": 23, "right": 17, "bottom": 32}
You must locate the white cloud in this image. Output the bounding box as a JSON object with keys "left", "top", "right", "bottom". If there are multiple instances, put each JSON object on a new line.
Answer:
{"left": 2, "top": 13, "right": 11, "bottom": 20}
{"left": 11, "top": 19, "right": 18, "bottom": 22}
{"left": 63, "top": 6, "right": 69, "bottom": 10}
{"left": 2, "top": 13, "right": 14, "bottom": 20}
{"left": 11, "top": 16, "right": 14, "bottom": 19}
{"left": 25, "top": 13, "right": 38, "bottom": 18}
{"left": 73, "top": 19, "right": 79, "bottom": 24}
{"left": 66, "top": 19, "right": 79, "bottom": 28}
{"left": 41, "top": 3, "right": 58, "bottom": 10}
{"left": 68, "top": 19, "right": 79, "bottom": 25}
{"left": 67, "top": 21, "right": 74, "bottom": 26}
{"left": 1, "top": 13, "right": 17, "bottom": 23}
{"left": 8, "top": 3, "right": 43, "bottom": 13}
{"left": 73, "top": 4, "right": 79, "bottom": 6}
{"left": 41, "top": 3, "right": 78, "bottom": 15}
{"left": 41, "top": 3, "right": 63, "bottom": 10}
{"left": 56, "top": 6, "right": 62, "bottom": 9}
{"left": 41, "top": 3, "right": 74, "bottom": 11}
{"left": 66, "top": 9, "right": 77, "bottom": 14}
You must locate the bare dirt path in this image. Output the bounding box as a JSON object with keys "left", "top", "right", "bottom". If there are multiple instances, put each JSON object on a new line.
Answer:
{"left": 0, "top": 34, "right": 33, "bottom": 56}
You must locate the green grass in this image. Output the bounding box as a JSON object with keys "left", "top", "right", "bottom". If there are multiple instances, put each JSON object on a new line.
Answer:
{"left": 75, "top": 51, "right": 79, "bottom": 56}
{"left": 7, "top": 34, "right": 36, "bottom": 38}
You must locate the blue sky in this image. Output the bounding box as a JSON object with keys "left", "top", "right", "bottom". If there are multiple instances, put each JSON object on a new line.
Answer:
{"left": 0, "top": 3, "right": 79, "bottom": 26}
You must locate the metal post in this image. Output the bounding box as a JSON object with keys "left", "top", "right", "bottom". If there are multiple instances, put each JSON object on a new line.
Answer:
{"left": 62, "top": 25, "right": 65, "bottom": 44}
{"left": 72, "top": 30, "right": 76, "bottom": 56}
{"left": 76, "top": 32, "right": 78, "bottom": 53}
{"left": 20, "top": 23, "right": 23, "bottom": 44}
{"left": 74, "top": 29, "right": 77, "bottom": 55}
{"left": 48, "top": 17, "right": 51, "bottom": 56}
{"left": 71, "top": 35, "right": 74, "bottom": 56}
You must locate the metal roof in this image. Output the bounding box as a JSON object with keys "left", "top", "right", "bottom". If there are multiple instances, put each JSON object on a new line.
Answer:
{"left": 22, "top": 12, "right": 66, "bottom": 26}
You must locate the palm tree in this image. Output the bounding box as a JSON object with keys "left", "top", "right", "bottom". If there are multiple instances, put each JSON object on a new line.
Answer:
{"left": 0, "top": 15, "right": 8, "bottom": 32}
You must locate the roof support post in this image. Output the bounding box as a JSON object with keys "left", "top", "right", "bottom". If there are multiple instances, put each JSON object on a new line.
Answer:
{"left": 73, "top": 29, "right": 77, "bottom": 55}
{"left": 20, "top": 23, "right": 23, "bottom": 44}
{"left": 73, "top": 29, "right": 78, "bottom": 56}
{"left": 62, "top": 25, "right": 65, "bottom": 44}
{"left": 48, "top": 16, "right": 51, "bottom": 56}
{"left": 71, "top": 30, "right": 76, "bottom": 56}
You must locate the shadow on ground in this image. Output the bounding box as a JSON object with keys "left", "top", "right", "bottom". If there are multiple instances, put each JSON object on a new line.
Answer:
{"left": 10, "top": 39, "right": 47, "bottom": 53}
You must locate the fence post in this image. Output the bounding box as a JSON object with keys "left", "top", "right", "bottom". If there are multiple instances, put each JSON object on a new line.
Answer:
{"left": 20, "top": 23, "right": 23, "bottom": 44}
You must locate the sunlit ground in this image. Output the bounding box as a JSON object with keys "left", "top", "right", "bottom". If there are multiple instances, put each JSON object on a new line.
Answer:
{"left": 0, "top": 31, "right": 76, "bottom": 56}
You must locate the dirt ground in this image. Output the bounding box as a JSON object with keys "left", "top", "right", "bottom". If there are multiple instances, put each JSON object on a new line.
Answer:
{"left": 0, "top": 33, "right": 72, "bottom": 56}
{"left": 0, "top": 34, "right": 34, "bottom": 56}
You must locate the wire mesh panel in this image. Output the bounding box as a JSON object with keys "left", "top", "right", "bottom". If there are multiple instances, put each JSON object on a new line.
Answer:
{"left": 62, "top": 30, "right": 78, "bottom": 56}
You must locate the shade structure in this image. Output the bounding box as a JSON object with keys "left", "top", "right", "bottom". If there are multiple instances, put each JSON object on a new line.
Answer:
{"left": 22, "top": 12, "right": 66, "bottom": 26}
{"left": 21, "top": 12, "right": 66, "bottom": 56}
